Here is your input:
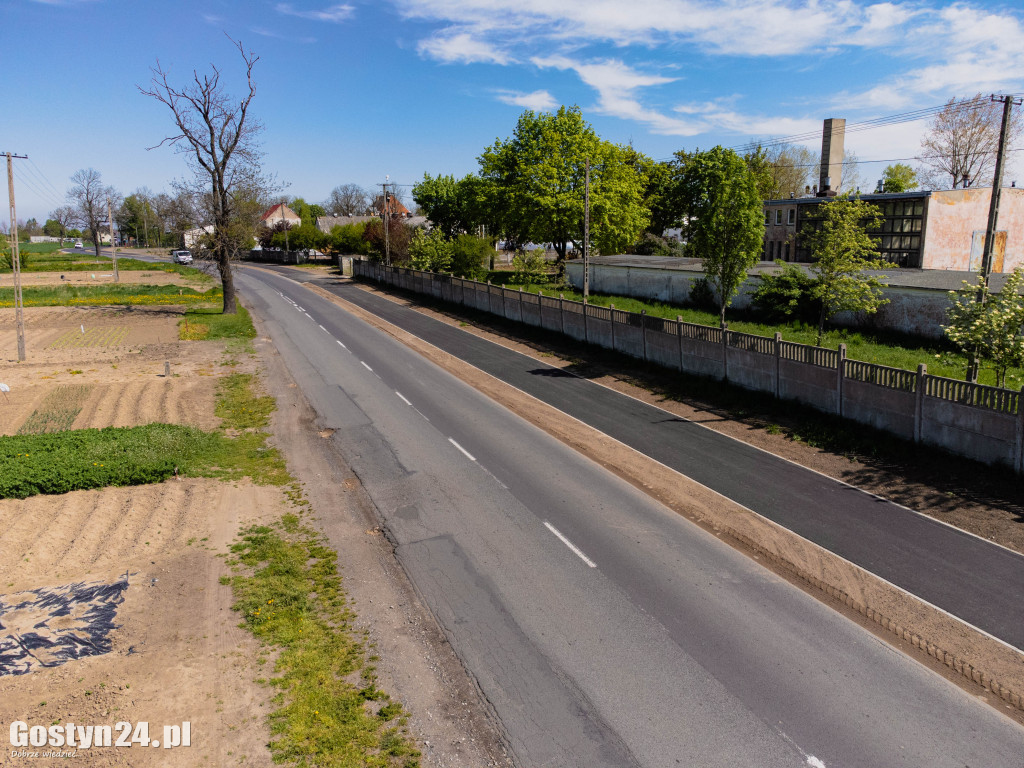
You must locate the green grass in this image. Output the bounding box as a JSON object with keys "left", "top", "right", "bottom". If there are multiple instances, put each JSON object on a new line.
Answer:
{"left": 180, "top": 305, "right": 258, "bottom": 341}
{"left": 481, "top": 270, "right": 1023, "bottom": 388}
{"left": 0, "top": 283, "right": 222, "bottom": 307}
{"left": 1, "top": 251, "right": 211, "bottom": 279}
{"left": 217, "top": 373, "right": 275, "bottom": 429}
{"left": 225, "top": 515, "right": 420, "bottom": 767}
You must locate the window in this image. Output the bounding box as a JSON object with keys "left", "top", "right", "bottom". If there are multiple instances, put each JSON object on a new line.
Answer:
{"left": 775, "top": 210, "right": 782, "bottom": 225}
{"left": 764, "top": 211, "right": 770, "bottom": 225}
{"left": 783, "top": 242, "right": 790, "bottom": 260}
{"left": 787, "top": 209, "right": 795, "bottom": 225}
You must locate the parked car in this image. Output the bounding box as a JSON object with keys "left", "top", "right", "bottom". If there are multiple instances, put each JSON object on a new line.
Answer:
{"left": 171, "top": 250, "right": 193, "bottom": 264}
{"left": 74, "top": 240, "right": 83, "bottom": 249}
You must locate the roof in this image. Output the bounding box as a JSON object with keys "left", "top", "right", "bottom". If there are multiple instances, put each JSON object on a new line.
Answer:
{"left": 260, "top": 203, "right": 300, "bottom": 222}
{"left": 764, "top": 191, "right": 931, "bottom": 206}
{"left": 317, "top": 215, "right": 376, "bottom": 233}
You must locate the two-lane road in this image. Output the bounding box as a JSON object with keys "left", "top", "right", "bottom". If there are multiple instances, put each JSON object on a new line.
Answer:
{"left": 236, "top": 265, "right": 1024, "bottom": 768}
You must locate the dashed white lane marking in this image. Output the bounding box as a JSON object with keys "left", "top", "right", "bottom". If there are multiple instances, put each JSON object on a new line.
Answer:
{"left": 336, "top": 340, "right": 347, "bottom": 349}
{"left": 806, "top": 758, "right": 826, "bottom": 768}
{"left": 396, "top": 391, "right": 412, "bottom": 406}
{"left": 543, "top": 522, "right": 597, "bottom": 568}
{"left": 448, "top": 438, "right": 476, "bottom": 461}
{"left": 319, "top": 324, "right": 328, "bottom": 332}
{"left": 361, "top": 361, "right": 373, "bottom": 372}
{"left": 297, "top": 305, "right": 306, "bottom": 311}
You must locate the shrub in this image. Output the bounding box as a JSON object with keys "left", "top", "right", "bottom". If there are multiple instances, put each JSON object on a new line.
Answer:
{"left": 327, "top": 222, "right": 371, "bottom": 256}
{"left": 633, "top": 233, "right": 682, "bottom": 257}
{"left": 408, "top": 228, "right": 453, "bottom": 273}
{"left": 752, "top": 262, "right": 820, "bottom": 323}
{"left": 510, "top": 250, "right": 547, "bottom": 285}
{"left": 687, "top": 277, "right": 717, "bottom": 312}
{"left": 450, "top": 235, "right": 492, "bottom": 280}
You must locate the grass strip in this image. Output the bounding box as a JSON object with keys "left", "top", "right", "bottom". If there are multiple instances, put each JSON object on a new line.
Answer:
{"left": 0, "top": 422, "right": 288, "bottom": 499}
{"left": 0, "top": 283, "right": 222, "bottom": 308}
{"left": 180, "top": 306, "right": 258, "bottom": 341}
{"left": 17, "top": 385, "right": 92, "bottom": 435}
{"left": 225, "top": 514, "right": 421, "bottom": 767}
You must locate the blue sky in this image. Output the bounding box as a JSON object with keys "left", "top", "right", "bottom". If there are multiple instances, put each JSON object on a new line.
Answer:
{"left": 4, "top": 0, "right": 1024, "bottom": 223}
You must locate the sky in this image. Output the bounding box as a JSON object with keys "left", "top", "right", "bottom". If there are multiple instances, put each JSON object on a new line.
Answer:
{"left": 3, "top": 0, "right": 1024, "bottom": 224}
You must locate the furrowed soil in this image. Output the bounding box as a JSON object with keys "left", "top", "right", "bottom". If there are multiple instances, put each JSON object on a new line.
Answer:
{"left": 0, "top": 301, "right": 511, "bottom": 767}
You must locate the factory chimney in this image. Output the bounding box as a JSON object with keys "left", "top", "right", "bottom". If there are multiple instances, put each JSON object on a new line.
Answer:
{"left": 819, "top": 118, "right": 845, "bottom": 197}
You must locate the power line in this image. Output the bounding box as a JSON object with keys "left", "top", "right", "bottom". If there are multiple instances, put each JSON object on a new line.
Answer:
{"left": 25, "top": 157, "right": 63, "bottom": 200}
{"left": 12, "top": 165, "right": 63, "bottom": 210}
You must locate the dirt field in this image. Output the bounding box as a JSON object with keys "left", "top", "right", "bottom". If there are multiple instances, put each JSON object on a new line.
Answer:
{"left": 0, "top": 305, "right": 278, "bottom": 766}
{"left": 0, "top": 306, "right": 222, "bottom": 436}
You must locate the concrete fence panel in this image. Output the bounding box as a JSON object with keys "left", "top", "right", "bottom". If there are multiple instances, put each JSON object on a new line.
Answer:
{"left": 586, "top": 305, "right": 615, "bottom": 350}
{"left": 842, "top": 360, "right": 917, "bottom": 440}
{"left": 645, "top": 316, "right": 682, "bottom": 370}
{"left": 561, "top": 301, "right": 587, "bottom": 342}
{"left": 920, "top": 379, "right": 1020, "bottom": 466}
{"left": 725, "top": 332, "right": 775, "bottom": 394}
{"left": 612, "top": 309, "right": 645, "bottom": 359}
{"left": 520, "top": 292, "right": 543, "bottom": 327}
{"left": 538, "top": 295, "right": 563, "bottom": 333}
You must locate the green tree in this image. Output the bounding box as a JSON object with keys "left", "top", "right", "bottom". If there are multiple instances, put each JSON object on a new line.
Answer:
{"left": 944, "top": 268, "right": 1024, "bottom": 387}
{"left": 42, "top": 219, "right": 62, "bottom": 238}
{"left": 678, "top": 146, "right": 765, "bottom": 327}
{"left": 327, "top": 222, "right": 371, "bottom": 256}
{"left": 412, "top": 174, "right": 485, "bottom": 238}
{"left": 803, "top": 198, "right": 889, "bottom": 345}
{"left": 363, "top": 218, "right": 412, "bottom": 264}
{"left": 408, "top": 228, "right": 454, "bottom": 273}
{"left": 881, "top": 163, "right": 918, "bottom": 193}
{"left": 450, "top": 234, "right": 491, "bottom": 279}
{"left": 478, "top": 106, "right": 647, "bottom": 274}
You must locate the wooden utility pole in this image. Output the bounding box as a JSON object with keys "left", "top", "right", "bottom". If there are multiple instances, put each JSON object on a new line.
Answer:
{"left": 967, "top": 94, "right": 1022, "bottom": 382}
{"left": 6, "top": 152, "right": 27, "bottom": 361}
{"left": 583, "top": 158, "right": 591, "bottom": 300}
{"left": 106, "top": 198, "right": 119, "bottom": 282}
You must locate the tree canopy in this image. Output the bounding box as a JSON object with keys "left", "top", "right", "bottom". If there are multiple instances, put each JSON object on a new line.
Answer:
{"left": 678, "top": 146, "right": 764, "bottom": 327}
{"left": 478, "top": 106, "right": 648, "bottom": 270}
{"left": 881, "top": 163, "right": 918, "bottom": 193}
{"left": 412, "top": 173, "right": 486, "bottom": 238}
{"left": 802, "top": 198, "right": 889, "bottom": 345}
{"left": 944, "top": 268, "right": 1024, "bottom": 387}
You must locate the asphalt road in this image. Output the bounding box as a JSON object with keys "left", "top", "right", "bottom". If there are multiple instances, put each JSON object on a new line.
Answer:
{"left": 262, "top": 266, "right": 1024, "bottom": 655}
{"left": 236, "top": 265, "right": 1024, "bottom": 768}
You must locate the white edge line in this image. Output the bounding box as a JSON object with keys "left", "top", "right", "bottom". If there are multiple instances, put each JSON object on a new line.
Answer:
{"left": 396, "top": 391, "right": 412, "bottom": 406}
{"left": 317, "top": 309, "right": 1024, "bottom": 656}
{"left": 544, "top": 522, "right": 597, "bottom": 568}
{"left": 361, "top": 361, "right": 373, "bottom": 372}
{"left": 448, "top": 437, "right": 476, "bottom": 461}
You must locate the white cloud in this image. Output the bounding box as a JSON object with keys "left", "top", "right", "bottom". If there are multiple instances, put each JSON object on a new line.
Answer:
{"left": 275, "top": 3, "right": 355, "bottom": 22}
{"left": 418, "top": 30, "right": 510, "bottom": 65}
{"left": 250, "top": 27, "right": 318, "bottom": 43}
{"left": 493, "top": 89, "right": 558, "bottom": 111}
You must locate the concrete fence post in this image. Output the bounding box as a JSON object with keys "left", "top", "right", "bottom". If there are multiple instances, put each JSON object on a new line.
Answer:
{"left": 721, "top": 323, "right": 729, "bottom": 382}
{"left": 559, "top": 293, "right": 566, "bottom": 335}
{"left": 610, "top": 304, "right": 616, "bottom": 352}
{"left": 583, "top": 297, "right": 590, "bottom": 344}
{"left": 641, "top": 310, "right": 648, "bottom": 361}
{"left": 837, "top": 344, "right": 847, "bottom": 416}
{"left": 774, "top": 332, "right": 782, "bottom": 399}
{"left": 677, "top": 316, "right": 684, "bottom": 372}
{"left": 914, "top": 364, "right": 927, "bottom": 444}
{"left": 518, "top": 285, "right": 524, "bottom": 324}
{"left": 1015, "top": 387, "right": 1024, "bottom": 474}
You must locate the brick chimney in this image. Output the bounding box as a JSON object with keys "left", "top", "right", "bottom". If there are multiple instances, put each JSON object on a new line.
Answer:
{"left": 819, "top": 118, "right": 845, "bottom": 197}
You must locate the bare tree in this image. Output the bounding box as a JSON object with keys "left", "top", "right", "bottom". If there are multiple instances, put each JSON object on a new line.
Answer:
{"left": 765, "top": 142, "right": 817, "bottom": 199}
{"left": 139, "top": 38, "right": 271, "bottom": 313}
{"left": 49, "top": 205, "right": 77, "bottom": 243}
{"left": 324, "top": 183, "right": 370, "bottom": 216}
{"left": 67, "top": 169, "right": 120, "bottom": 258}
{"left": 919, "top": 94, "right": 1023, "bottom": 189}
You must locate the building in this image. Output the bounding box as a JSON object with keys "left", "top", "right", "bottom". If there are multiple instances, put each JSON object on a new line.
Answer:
{"left": 184, "top": 225, "right": 215, "bottom": 249}
{"left": 260, "top": 203, "right": 301, "bottom": 229}
{"left": 764, "top": 186, "right": 1024, "bottom": 272}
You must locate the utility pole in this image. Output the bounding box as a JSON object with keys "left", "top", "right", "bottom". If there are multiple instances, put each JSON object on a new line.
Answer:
{"left": 583, "top": 158, "right": 591, "bottom": 300}
{"left": 967, "top": 94, "right": 1022, "bottom": 382}
{"left": 381, "top": 176, "right": 391, "bottom": 266}
{"left": 6, "top": 152, "right": 27, "bottom": 361}
{"left": 106, "top": 198, "right": 119, "bottom": 282}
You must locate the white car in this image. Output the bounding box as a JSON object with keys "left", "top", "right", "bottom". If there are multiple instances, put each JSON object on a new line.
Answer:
{"left": 171, "top": 250, "right": 193, "bottom": 264}
{"left": 74, "top": 240, "right": 83, "bottom": 249}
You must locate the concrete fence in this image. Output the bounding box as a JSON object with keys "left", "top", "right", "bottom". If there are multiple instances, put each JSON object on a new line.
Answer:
{"left": 354, "top": 260, "right": 1024, "bottom": 472}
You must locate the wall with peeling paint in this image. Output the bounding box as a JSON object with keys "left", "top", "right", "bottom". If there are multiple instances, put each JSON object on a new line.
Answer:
{"left": 922, "top": 188, "right": 1024, "bottom": 271}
